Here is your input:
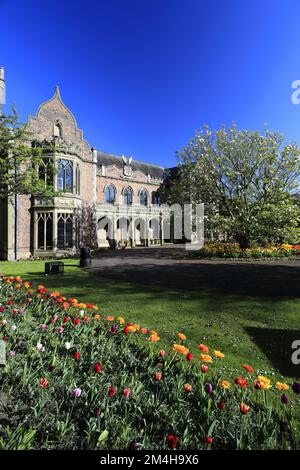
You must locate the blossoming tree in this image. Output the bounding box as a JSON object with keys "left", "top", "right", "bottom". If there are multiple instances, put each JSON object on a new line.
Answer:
{"left": 167, "top": 125, "right": 300, "bottom": 248}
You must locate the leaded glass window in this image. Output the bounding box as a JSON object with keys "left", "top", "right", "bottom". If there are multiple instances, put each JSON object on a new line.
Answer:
{"left": 139, "top": 189, "right": 148, "bottom": 206}
{"left": 57, "top": 159, "right": 73, "bottom": 192}
{"left": 37, "top": 212, "right": 53, "bottom": 250}
{"left": 105, "top": 185, "right": 116, "bottom": 204}
{"left": 123, "top": 187, "right": 133, "bottom": 205}
{"left": 57, "top": 213, "right": 73, "bottom": 249}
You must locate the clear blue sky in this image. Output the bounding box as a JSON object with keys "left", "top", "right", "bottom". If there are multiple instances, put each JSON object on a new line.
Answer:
{"left": 1, "top": 0, "right": 300, "bottom": 168}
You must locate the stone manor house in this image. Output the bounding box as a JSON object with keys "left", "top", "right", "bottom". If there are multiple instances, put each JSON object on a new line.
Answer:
{"left": 0, "top": 69, "right": 177, "bottom": 260}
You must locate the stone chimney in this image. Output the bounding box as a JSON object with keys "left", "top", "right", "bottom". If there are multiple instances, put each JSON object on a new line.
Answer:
{"left": 0, "top": 67, "right": 5, "bottom": 115}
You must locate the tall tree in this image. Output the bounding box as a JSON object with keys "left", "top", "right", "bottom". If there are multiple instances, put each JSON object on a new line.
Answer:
{"left": 0, "top": 109, "right": 55, "bottom": 199}
{"left": 167, "top": 125, "right": 300, "bottom": 248}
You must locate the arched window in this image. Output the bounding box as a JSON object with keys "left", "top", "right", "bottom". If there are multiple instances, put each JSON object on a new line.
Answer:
{"left": 139, "top": 189, "right": 148, "bottom": 206}
{"left": 54, "top": 121, "right": 62, "bottom": 138}
{"left": 152, "top": 191, "right": 160, "bottom": 205}
{"left": 57, "top": 159, "right": 73, "bottom": 192}
{"left": 39, "top": 158, "right": 53, "bottom": 188}
{"left": 57, "top": 213, "right": 73, "bottom": 249}
{"left": 37, "top": 212, "right": 53, "bottom": 250}
{"left": 76, "top": 164, "right": 80, "bottom": 195}
{"left": 123, "top": 187, "right": 133, "bottom": 205}
{"left": 105, "top": 185, "right": 116, "bottom": 204}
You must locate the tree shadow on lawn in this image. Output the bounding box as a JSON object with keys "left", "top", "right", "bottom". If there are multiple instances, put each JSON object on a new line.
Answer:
{"left": 22, "top": 265, "right": 300, "bottom": 377}
{"left": 245, "top": 327, "right": 300, "bottom": 378}
{"left": 24, "top": 266, "right": 298, "bottom": 322}
{"left": 88, "top": 260, "right": 300, "bottom": 298}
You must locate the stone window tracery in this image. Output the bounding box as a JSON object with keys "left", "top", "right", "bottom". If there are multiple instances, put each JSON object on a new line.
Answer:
{"left": 57, "top": 159, "right": 73, "bottom": 192}
{"left": 57, "top": 213, "right": 73, "bottom": 249}
{"left": 37, "top": 212, "right": 53, "bottom": 250}
{"left": 105, "top": 185, "right": 116, "bottom": 204}
{"left": 139, "top": 189, "right": 148, "bottom": 206}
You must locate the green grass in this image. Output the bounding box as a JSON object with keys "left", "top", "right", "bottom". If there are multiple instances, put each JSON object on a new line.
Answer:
{"left": 1, "top": 258, "right": 300, "bottom": 380}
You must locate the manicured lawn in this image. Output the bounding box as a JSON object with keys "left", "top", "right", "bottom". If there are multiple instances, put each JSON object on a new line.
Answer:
{"left": 1, "top": 258, "right": 300, "bottom": 380}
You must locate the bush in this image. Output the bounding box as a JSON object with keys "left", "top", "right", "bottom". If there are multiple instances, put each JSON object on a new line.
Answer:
{"left": 194, "top": 243, "right": 299, "bottom": 259}
{"left": 0, "top": 275, "right": 299, "bottom": 450}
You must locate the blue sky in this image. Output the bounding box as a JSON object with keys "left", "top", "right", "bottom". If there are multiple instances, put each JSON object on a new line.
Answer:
{"left": 1, "top": 0, "right": 300, "bottom": 168}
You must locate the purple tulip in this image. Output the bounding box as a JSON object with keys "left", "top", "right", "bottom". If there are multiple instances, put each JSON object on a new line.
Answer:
{"left": 19, "top": 309, "right": 24, "bottom": 315}
{"left": 205, "top": 383, "right": 213, "bottom": 394}
{"left": 9, "top": 350, "right": 16, "bottom": 357}
{"left": 72, "top": 388, "right": 82, "bottom": 398}
{"left": 110, "top": 324, "right": 118, "bottom": 333}
{"left": 292, "top": 382, "right": 300, "bottom": 395}
{"left": 279, "top": 421, "right": 290, "bottom": 433}
{"left": 281, "top": 394, "right": 289, "bottom": 404}
{"left": 94, "top": 407, "right": 101, "bottom": 417}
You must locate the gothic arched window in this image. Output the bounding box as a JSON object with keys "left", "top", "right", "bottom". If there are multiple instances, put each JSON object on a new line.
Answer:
{"left": 105, "top": 185, "right": 116, "bottom": 204}
{"left": 57, "top": 159, "right": 73, "bottom": 192}
{"left": 139, "top": 189, "right": 148, "bottom": 206}
{"left": 123, "top": 187, "right": 133, "bottom": 205}
{"left": 37, "top": 212, "right": 53, "bottom": 250}
{"left": 39, "top": 158, "right": 53, "bottom": 188}
{"left": 76, "top": 164, "right": 81, "bottom": 195}
{"left": 152, "top": 191, "right": 160, "bottom": 205}
{"left": 57, "top": 213, "right": 73, "bottom": 249}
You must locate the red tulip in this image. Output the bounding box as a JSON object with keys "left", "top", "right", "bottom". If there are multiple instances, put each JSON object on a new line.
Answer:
{"left": 94, "top": 363, "right": 102, "bottom": 374}
{"left": 240, "top": 402, "right": 250, "bottom": 414}
{"left": 74, "top": 351, "right": 80, "bottom": 360}
{"left": 108, "top": 386, "right": 116, "bottom": 398}
{"left": 205, "top": 436, "right": 214, "bottom": 444}
{"left": 166, "top": 434, "right": 179, "bottom": 449}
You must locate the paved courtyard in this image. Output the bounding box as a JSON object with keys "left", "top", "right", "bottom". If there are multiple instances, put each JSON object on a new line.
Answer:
{"left": 88, "top": 245, "right": 300, "bottom": 298}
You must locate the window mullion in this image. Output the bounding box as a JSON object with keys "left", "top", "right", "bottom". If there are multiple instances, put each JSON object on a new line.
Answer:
{"left": 44, "top": 216, "right": 46, "bottom": 250}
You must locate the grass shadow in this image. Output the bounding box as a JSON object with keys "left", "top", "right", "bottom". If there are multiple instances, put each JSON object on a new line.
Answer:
{"left": 245, "top": 327, "right": 300, "bottom": 377}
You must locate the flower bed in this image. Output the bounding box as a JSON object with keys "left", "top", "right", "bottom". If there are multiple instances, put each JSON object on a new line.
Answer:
{"left": 0, "top": 275, "right": 299, "bottom": 450}
{"left": 194, "top": 243, "right": 300, "bottom": 259}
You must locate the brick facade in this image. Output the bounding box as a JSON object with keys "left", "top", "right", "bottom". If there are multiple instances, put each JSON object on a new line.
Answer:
{"left": 0, "top": 86, "right": 171, "bottom": 259}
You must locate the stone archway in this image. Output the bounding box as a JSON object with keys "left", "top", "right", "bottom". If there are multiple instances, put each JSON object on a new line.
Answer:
{"left": 133, "top": 217, "right": 148, "bottom": 246}
{"left": 149, "top": 217, "right": 160, "bottom": 244}
{"left": 117, "top": 217, "right": 130, "bottom": 243}
{"left": 97, "top": 216, "right": 113, "bottom": 247}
